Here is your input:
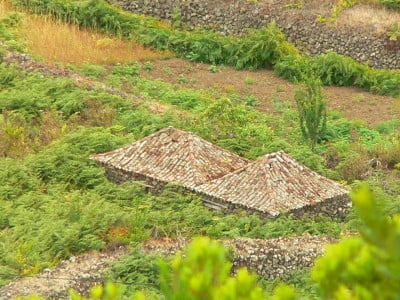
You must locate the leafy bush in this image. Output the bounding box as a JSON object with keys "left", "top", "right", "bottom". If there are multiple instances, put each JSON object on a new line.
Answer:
{"left": 274, "top": 55, "right": 310, "bottom": 83}
{"left": 26, "top": 127, "right": 129, "bottom": 189}
{"left": 104, "top": 249, "right": 162, "bottom": 295}
{"left": 379, "top": 0, "right": 400, "bottom": 10}
{"left": 313, "top": 186, "right": 400, "bottom": 299}
{"left": 0, "top": 187, "right": 130, "bottom": 277}
{"left": 313, "top": 52, "right": 367, "bottom": 86}
{"left": 159, "top": 237, "right": 268, "bottom": 300}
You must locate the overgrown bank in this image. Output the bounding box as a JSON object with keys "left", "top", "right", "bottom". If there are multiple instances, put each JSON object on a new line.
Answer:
{"left": 1, "top": 48, "right": 400, "bottom": 289}
{"left": 0, "top": 4, "right": 399, "bottom": 298}
{"left": 10, "top": 0, "right": 400, "bottom": 97}
{"left": 108, "top": 0, "right": 400, "bottom": 69}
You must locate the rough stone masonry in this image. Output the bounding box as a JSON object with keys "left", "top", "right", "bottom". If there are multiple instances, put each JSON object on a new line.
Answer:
{"left": 143, "top": 236, "right": 335, "bottom": 280}
{"left": 107, "top": 0, "right": 400, "bottom": 69}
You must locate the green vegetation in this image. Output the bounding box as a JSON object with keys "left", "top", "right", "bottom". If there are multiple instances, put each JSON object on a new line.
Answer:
{"left": 313, "top": 186, "right": 400, "bottom": 299}
{"left": 1, "top": 56, "right": 399, "bottom": 294}
{"left": 388, "top": 23, "right": 400, "bottom": 41}
{"left": 22, "top": 187, "right": 400, "bottom": 299}
{"left": 10, "top": 0, "right": 400, "bottom": 97}
{"left": 295, "top": 78, "right": 327, "bottom": 151}
{"left": 379, "top": 0, "right": 400, "bottom": 10}
{"left": 0, "top": 2, "right": 399, "bottom": 299}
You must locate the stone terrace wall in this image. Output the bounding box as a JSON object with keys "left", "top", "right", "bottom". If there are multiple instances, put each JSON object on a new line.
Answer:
{"left": 107, "top": 0, "right": 400, "bottom": 69}
{"left": 143, "top": 236, "right": 334, "bottom": 280}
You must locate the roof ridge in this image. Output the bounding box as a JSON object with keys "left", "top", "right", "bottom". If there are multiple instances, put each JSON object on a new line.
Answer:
{"left": 186, "top": 133, "right": 205, "bottom": 185}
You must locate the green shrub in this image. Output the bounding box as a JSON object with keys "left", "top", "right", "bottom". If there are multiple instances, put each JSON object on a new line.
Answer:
{"left": 0, "top": 159, "right": 41, "bottom": 200}
{"left": 274, "top": 55, "right": 310, "bottom": 83}
{"left": 313, "top": 52, "right": 367, "bottom": 86}
{"left": 313, "top": 186, "right": 400, "bottom": 299}
{"left": 105, "top": 249, "right": 162, "bottom": 295}
{"left": 295, "top": 78, "right": 327, "bottom": 151}
{"left": 159, "top": 237, "right": 268, "bottom": 300}
{"left": 26, "top": 127, "right": 129, "bottom": 188}
{"left": 379, "top": 0, "right": 400, "bottom": 10}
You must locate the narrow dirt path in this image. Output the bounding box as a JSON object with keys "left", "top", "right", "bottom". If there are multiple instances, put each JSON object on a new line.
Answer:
{"left": 0, "top": 247, "right": 127, "bottom": 300}
{"left": 142, "top": 58, "right": 399, "bottom": 125}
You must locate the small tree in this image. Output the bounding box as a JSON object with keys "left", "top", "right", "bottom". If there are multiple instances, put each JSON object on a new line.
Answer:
{"left": 295, "top": 78, "right": 327, "bottom": 151}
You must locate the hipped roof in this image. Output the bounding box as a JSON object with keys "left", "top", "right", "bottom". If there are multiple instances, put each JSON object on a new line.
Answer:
{"left": 90, "top": 126, "right": 250, "bottom": 188}
{"left": 194, "top": 151, "right": 349, "bottom": 216}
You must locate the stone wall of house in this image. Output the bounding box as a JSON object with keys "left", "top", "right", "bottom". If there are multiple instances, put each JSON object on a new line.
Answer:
{"left": 104, "top": 165, "right": 350, "bottom": 220}
{"left": 200, "top": 193, "right": 351, "bottom": 220}
{"left": 107, "top": 0, "right": 400, "bottom": 69}
{"left": 104, "top": 166, "right": 167, "bottom": 194}
{"left": 291, "top": 194, "right": 351, "bottom": 221}
{"left": 143, "top": 236, "right": 334, "bottom": 280}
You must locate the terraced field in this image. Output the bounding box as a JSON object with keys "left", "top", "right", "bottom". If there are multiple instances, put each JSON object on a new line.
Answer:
{"left": 0, "top": 0, "right": 399, "bottom": 299}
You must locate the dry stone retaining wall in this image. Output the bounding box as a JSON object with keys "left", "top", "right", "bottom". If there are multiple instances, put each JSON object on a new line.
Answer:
{"left": 0, "top": 247, "right": 127, "bottom": 300}
{"left": 143, "top": 236, "right": 334, "bottom": 280}
{"left": 107, "top": 0, "right": 400, "bottom": 69}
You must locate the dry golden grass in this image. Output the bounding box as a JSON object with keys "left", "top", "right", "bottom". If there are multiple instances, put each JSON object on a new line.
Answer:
{"left": 0, "top": 0, "right": 166, "bottom": 65}
{"left": 0, "top": 0, "right": 12, "bottom": 16}
{"left": 21, "top": 15, "right": 166, "bottom": 65}
{"left": 336, "top": 4, "right": 400, "bottom": 33}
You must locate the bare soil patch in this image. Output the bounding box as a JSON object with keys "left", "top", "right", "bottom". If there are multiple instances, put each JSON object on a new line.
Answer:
{"left": 143, "top": 58, "right": 399, "bottom": 124}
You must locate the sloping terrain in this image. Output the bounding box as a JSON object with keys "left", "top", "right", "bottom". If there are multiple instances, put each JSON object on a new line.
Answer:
{"left": 0, "top": 0, "right": 399, "bottom": 299}
{"left": 141, "top": 58, "right": 400, "bottom": 124}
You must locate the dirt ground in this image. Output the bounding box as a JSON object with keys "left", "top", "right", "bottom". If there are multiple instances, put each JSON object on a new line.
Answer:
{"left": 142, "top": 58, "right": 399, "bottom": 125}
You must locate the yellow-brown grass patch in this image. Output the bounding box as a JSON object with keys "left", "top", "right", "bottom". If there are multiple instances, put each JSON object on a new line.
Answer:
{"left": 0, "top": 0, "right": 13, "bottom": 16}
{"left": 20, "top": 15, "right": 166, "bottom": 65}
{"left": 335, "top": 4, "right": 400, "bottom": 33}
{"left": 0, "top": 0, "right": 167, "bottom": 65}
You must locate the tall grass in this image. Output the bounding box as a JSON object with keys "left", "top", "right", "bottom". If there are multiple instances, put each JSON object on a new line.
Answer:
{"left": 21, "top": 15, "right": 164, "bottom": 65}
{"left": 336, "top": 4, "right": 400, "bottom": 33}
{"left": 1, "top": 0, "right": 166, "bottom": 65}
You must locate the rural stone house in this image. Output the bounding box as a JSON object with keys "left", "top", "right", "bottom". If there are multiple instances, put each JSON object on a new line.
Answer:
{"left": 90, "top": 126, "right": 250, "bottom": 191}
{"left": 91, "top": 127, "right": 350, "bottom": 218}
{"left": 193, "top": 151, "right": 350, "bottom": 219}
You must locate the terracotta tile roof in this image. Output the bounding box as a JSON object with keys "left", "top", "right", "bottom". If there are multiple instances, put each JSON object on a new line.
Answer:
{"left": 90, "top": 127, "right": 250, "bottom": 188}
{"left": 194, "top": 151, "right": 349, "bottom": 216}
